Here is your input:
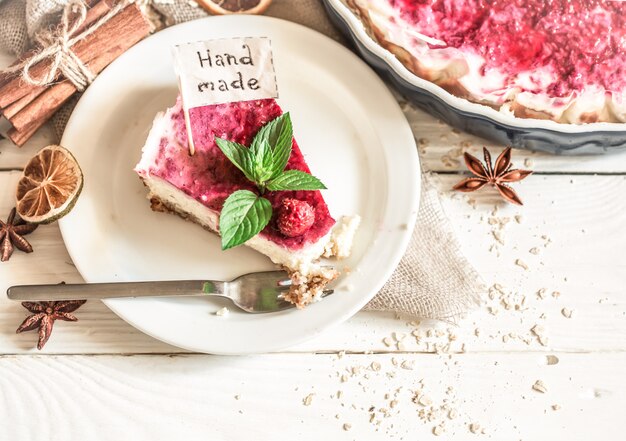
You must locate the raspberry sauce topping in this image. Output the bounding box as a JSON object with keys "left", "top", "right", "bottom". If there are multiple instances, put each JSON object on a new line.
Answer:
{"left": 390, "top": 0, "right": 626, "bottom": 96}
{"left": 149, "top": 98, "right": 335, "bottom": 250}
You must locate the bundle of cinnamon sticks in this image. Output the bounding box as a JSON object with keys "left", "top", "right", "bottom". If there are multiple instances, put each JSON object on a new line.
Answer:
{"left": 0, "top": 0, "right": 151, "bottom": 146}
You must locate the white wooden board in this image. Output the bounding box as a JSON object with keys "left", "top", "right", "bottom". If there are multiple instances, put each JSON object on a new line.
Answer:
{"left": 1, "top": 353, "right": 624, "bottom": 441}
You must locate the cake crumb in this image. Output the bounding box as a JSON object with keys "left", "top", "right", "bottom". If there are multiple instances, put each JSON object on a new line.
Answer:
{"left": 342, "top": 423, "right": 352, "bottom": 431}
{"left": 545, "top": 355, "right": 559, "bottom": 365}
{"left": 433, "top": 425, "right": 444, "bottom": 436}
{"left": 561, "top": 307, "right": 574, "bottom": 318}
{"left": 415, "top": 394, "right": 432, "bottom": 406}
{"left": 303, "top": 393, "right": 315, "bottom": 406}
{"left": 529, "top": 247, "right": 540, "bottom": 255}
{"left": 531, "top": 325, "right": 549, "bottom": 346}
{"left": 393, "top": 332, "right": 407, "bottom": 341}
{"left": 215, "top": 307, "right": 229, "bottom": 317}
{"left": 536, "top": 288, "right": 547, "bottom": 299}
{"left": 285, "top": 266, "right": 338, "bottom": 307}
{"left": 515, "top": 259, "right": 529, "bottom": 270}
{"left": 492, "top": 230, "right": 504, "bottom": 244}
{"left": 531, "top": 324, "right": 545, "bottom": 337}
{"left": 383, "top": 337, "right": 394, "bottom": 347}
{"left": 400, "top": 360, "right": 415, "bottom": 370}
{"left": 469, "top": 423, "right": 482, "bottom": 434}
{"left": 552, "top": 404, "right": 561, "bottom": 411}
{"left": 532, "top": 380, "right": 548, "bottom": 393}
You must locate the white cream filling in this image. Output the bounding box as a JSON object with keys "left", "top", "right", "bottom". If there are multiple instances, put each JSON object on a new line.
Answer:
{"left": 363, "top": 0, "right": 469, "bottom": 80}
{"left": 457, "top": 50, "right": 516, "bottom": 106}
{"left": 140, "top": 174, "right": 337, "bottom": 272}
{"left": 135, "top": 110, "right": 168, "bottom": 176}
{"left": 562, "top": 86, "right": 612, "bottom": 123}
{"left": 514, "top": 91, "right": 573, "bottom": 120}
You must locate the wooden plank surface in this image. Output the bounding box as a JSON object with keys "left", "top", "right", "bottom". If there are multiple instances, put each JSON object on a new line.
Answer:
{"left": 1, "top": 352, "right": 624, "bottom": 440}
{"left": 2, "top": 170, "right": 625, "bottom": 354}
{"left": 2, "top": 43, "right": 625, "bottom": 441}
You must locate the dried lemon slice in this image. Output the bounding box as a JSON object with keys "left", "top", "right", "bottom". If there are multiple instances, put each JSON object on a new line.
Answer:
{"left": 197, "top": 0, "right": 272, "bottom": 15}
{"left": 15, "top": 145, "right": 83, "bottom": 224}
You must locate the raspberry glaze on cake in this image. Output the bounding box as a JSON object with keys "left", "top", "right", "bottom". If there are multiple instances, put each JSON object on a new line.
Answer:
{"left": 146, "top": 98, "right": 335, "bottom": 250}
{"left": 348, "top": 0, "right": 626, "bottom": 123}
{"left": 392, "top": 0, "right": 625, "bottom": 96}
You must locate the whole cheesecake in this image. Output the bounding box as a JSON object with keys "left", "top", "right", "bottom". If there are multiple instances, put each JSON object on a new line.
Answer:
{"left": 347, "top": 0, "right": 626, "bottom": 123}
{"left": 135, "top": 98, "right": 359, "bottom": 308}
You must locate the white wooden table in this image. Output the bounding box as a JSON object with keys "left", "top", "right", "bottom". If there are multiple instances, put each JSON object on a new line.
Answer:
{"left": 1, "top": 50, "right": 625, "bottom": 440}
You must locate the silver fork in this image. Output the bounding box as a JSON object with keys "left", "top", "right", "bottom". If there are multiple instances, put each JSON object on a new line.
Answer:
{"left": 6, "top": 270, "right": 334, "bottom": 314}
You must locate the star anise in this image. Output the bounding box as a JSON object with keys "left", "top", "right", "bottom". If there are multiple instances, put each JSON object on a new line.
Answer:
{"left": 453, "top": 147, "right": 533, "bottom": 205}
{"left": 16, "top": 300, "right": 87, "bottom": 350}
{"left": 0, "top": 208, "right": 38, "bottom": 262}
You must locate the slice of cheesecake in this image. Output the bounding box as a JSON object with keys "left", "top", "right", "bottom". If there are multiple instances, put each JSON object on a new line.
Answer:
{"left": 135, "top": 97, "right": 360, "bottom": 307}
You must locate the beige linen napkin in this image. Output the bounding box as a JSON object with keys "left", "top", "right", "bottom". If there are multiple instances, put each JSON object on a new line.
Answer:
{"left": 0, "top": 0, "right": 484, "bottom": 321}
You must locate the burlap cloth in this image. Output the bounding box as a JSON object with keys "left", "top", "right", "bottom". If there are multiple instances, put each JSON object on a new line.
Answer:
{"left": 0, "top": 0, "right": 484, "bottom": 321}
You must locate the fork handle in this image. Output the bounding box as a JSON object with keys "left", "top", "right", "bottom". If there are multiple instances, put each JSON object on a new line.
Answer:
{"left": 6, "top": 280, "right": 225, "bottom": 302}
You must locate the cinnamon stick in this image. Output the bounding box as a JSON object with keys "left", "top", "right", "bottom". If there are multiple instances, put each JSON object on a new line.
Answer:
{"left": 6, "top": 3, "right": 151, "bottom": 145}
{"left": 0, "top": 0, "right": 116, "bottom": 109}
{"left": 7, "top": 124, "right": 39, "bottom": 147}
{"left": 1, "top": 88, "right": 46, "bottom": 120}
{"left": 9, "top": 81, "right": 76, "bottom": 133}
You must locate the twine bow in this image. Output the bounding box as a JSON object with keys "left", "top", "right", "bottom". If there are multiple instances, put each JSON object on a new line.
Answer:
{"left": 4, "top": 0, "right": 127, "bottom": 91}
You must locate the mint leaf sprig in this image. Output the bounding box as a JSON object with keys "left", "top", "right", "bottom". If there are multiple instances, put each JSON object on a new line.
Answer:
{"left": 215, "top": 113, "right": 326, "bottom": 250}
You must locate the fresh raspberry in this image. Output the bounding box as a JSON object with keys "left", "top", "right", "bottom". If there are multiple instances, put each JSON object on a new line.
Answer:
{"left": 277, "top": 198, "right": 315, "bottom": 238}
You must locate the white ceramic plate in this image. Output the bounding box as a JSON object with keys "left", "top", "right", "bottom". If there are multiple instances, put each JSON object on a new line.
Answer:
{"left": 59, "top": 15, "right": 420, "bottom": 354}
